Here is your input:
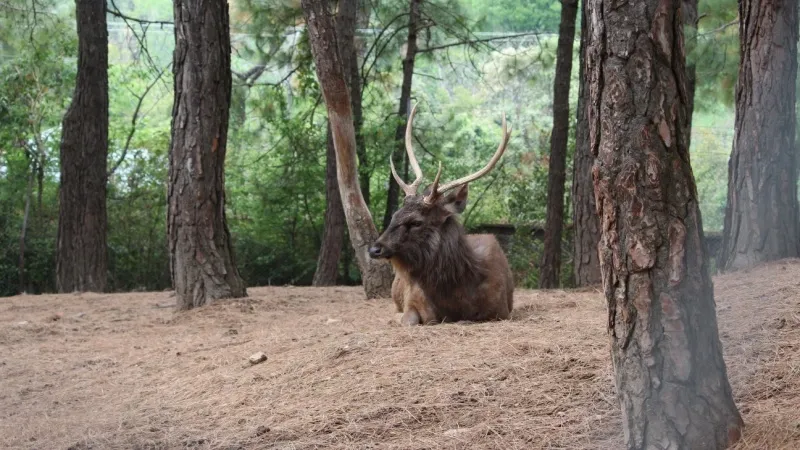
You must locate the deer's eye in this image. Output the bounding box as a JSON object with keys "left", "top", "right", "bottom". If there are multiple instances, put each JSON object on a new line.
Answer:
{"left": 407, "top": 221, "right": 422, "bottom": 230}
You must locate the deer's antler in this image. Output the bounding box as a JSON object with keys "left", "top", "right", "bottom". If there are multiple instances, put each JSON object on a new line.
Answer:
{"left": 390, "top": 104, "right": 425, "bottom": 197}
{"left": 423, "top": 113, "right": 512, "bottom": 205}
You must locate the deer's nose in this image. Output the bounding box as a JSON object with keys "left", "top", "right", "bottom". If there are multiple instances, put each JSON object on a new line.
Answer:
{"left": 368, "top": 244, "right": 385, "bottom": 259}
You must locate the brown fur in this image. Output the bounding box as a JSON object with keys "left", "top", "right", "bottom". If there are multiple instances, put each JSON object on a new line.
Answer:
{"left": 370, "top": 185, "right": 514, "bottom": 325}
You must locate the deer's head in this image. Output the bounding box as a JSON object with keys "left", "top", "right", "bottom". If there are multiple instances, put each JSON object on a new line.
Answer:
{"left": 368, "top": 104, "right": 511, "bottom": 266}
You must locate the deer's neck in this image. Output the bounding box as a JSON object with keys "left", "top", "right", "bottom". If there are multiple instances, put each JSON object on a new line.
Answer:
{"left": 410, "top": 219, "right": 483, "bottom": 299}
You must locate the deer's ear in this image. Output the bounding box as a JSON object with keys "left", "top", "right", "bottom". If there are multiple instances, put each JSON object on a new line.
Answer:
{"left": 443, "top": 184, "right": 468, "bottom": 215}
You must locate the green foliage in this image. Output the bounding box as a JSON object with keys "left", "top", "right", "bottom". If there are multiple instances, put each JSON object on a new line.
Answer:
{"left": 0, "top": 0, "right": 743, "bottom": 296}
{"left": 461, "top": 0, "right": 561, "bottom": 32}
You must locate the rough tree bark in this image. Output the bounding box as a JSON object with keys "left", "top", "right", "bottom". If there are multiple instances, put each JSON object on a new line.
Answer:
{"left": 313, "top": 123, "right": 347, "bottom": 286}
{"left": 539, "top": 0, "right": 578, "bottom": 289}
{"left": 302, "top": 0, "right": 393, "bottom": 298}
{"left": 168, "top": 0, "right": 247, "bottom": 309}
{"left": 719, "top": 0, "right": 799, "bottom": 271}
{"left": 571, "top": 0, "right": 601, "bottom": 287}
{"left": 56, "top": 0, "right": 108, "bottom": 293}
{"left": 313, "top": 0, "right": 362, "bottom": 286}
{"left": 586, "top": 0, "right": 743, "bottom": 447}
{"left": 382, "top": 0, "right": 420, "bottom": 231}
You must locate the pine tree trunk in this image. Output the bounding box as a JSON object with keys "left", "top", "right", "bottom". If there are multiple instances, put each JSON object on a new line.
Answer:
{"left": 313, "top": 123, "right": 346, "bottom": 286}
{"left": 539, "top": 0, "right": 578, "bottom": 289}
{"left": 571, "top": 0, "right": 601, "bottom": 287}
{"left": 382, "top": 0, "right": 420, "bottom": 231}
{"left": 168, "top": 0, "right": 247, "bottom": 309}
{"left": 720, "top": 0, "right": 799, "bottom": 271}
{"left": 302, "top": 0, "right": 393, "bottom": 299}
{"left": 56, "top": 0, "right": 108, "bottom": 293}
{"left": 586, "top": 0, "right": 744, "bottom": 447}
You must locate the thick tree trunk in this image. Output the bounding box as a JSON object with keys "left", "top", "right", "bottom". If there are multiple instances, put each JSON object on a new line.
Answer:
{"left": 539, "top": 0, "right": 578, "bottom": 289}
{"left": 382, "top": 0, "right": 420, "bottom": 231}
{"left": 571, "top": 0, "right": 601, "bottom": 287}
{"left": 168, "top": 0, "right": 247, "bottom": 309}
{"left": 719, "top": 0, "right": 799, "bottom": 271}
{"left": 56, "top": 0, "right": 108, "bottom": 293}
{"left": 302, "top": 0, "right": 393, "bottom": 299}
{"left": 313, "top": 123, "right": 346, "bottom": 286}
{"left": 586, "top": 0, "right": 743, "bottom": 447}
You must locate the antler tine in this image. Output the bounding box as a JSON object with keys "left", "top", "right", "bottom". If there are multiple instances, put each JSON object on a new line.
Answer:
{"left": 436, "top": 113, "right": 512, "bottom": 194}
{"left": 389, "top": 156, "right": 413, "bottom": 195}
{"left": 405, "top": 103, "right": 425, "bottom": 192}
{"left": 423, "top": 162, "right": 443, "bottom": 205}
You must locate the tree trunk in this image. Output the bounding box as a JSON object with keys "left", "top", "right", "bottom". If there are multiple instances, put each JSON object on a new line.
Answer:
{"left": 18, "top": 161, "right": 35, "bottom": 293}
{"left": 302, "top": 0, "right": 393, "bottom": 299}
{"left": 382, "top": 0, "right": 420, "bottom": 231}
{"left": 586, "top": 0, "right": 743, "bottom": 447}
{"left": 571, "top": 0, "right": 601, "bottom": 287}
{"left": 719, "top": 0, "right": 799, "bottom": 271}
{"left": 313, "top": 0, "right": 363, "bottom": 286}
{"left": 168, "top": 0, "right": 247, "bottom": 309}
{"left": 56, "top": 0, "right": 108, "bottom": 293}
{"left": 539, "top": 0, "right": 578, "bottom": 289}
{"left": 313, "top": 123, "right": 347, "bottom": 286}
{"left": 350, "top": 1, "right": 371, "bottom": 207}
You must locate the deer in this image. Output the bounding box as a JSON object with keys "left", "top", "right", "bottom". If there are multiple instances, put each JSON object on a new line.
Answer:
{"left": 368, "top": 104, "right": 514, "bottom": 325}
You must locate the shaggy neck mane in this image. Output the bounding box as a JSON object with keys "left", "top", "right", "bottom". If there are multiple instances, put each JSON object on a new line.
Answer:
{"left": 406, "top": 217, "right": 484, "bottom": 302}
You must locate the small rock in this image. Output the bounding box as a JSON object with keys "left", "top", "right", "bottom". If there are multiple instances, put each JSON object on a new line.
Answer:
{"left": 16, "top": 321, "right": 29, "bottom": 326}
{"left": 255, "top": 425, "right": 270, "bottom": 436}
{"left": 443, "top": 428, "right": 470, "bottom": 437}
{"left": 249, "top": 352, "right": 268, "bottom": 365}
{"left": 47, "top": 313, "right": 62, "bottom": 322}
{"left": 74, "top": 312, "right": 86, "bottom": 319}
{"left": 326, "top": 318, "right": 340, "bottom": 325}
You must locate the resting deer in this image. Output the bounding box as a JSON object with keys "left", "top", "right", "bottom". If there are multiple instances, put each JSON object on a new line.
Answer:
{"left": 368, "top": 105, "right": 514, "bottom": 325}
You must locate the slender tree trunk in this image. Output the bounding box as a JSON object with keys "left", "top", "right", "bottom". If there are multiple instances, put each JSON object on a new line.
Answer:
{"left": 571, "top": 0, "right": 601, "bottom": 287}
{"left": 56, "top": 0, "right": 108, "bottom": 293}
{"left": 302, "top": 0, "right": 393, "bottom": 299}
{"left": 539, "top": 0, "right": 578, "bottom": 289}
{"left": 720, "top": 0, "right": 799, "bottom": 271}
{"left": 168, "top": 0, "right": 247, "bottom": 309}
{"left": 313, "top": 123, "right": 346, "bottom": 286}
{"left": 313, "top": 0, "right": 363, "bottom": 286}
{"left": 586, "top": 0, "right": 743, "bottom": 447}
{"left": 351, "top": 1, "right": 371, "bottom": 207}
{"left": 382, "top": 0, "right": 420, "bottom": 231}
{"left": 18, "top": 162, "right": 35, "bottom": 293}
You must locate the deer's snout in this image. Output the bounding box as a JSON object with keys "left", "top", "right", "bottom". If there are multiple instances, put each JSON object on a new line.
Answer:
{"left": 368, "top": 242, "right": 392, "bottom": 259}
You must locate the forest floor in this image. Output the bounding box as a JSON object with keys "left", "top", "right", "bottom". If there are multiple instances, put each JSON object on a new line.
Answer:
{"left": 1, "top": 261, "right": 799, "bottom": 450}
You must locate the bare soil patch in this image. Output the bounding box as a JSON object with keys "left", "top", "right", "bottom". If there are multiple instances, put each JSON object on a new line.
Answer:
{"left": 1, "top": 260, "right": 799, "bottom": 449}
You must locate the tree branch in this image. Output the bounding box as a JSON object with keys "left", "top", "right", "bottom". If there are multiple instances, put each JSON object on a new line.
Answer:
{"left": 107, "top": 65, "right": 168, "bottom": 178}
{"left": 107, "top": 3, "right": 173, "bottom": 26}
{"left": 417, "top": 31, "right": 543, "bottom": 54}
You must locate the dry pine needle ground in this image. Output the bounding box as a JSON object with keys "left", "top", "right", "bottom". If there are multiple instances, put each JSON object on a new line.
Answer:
{"left": 1, "top": 260, "right": 799, "bottom": 449}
